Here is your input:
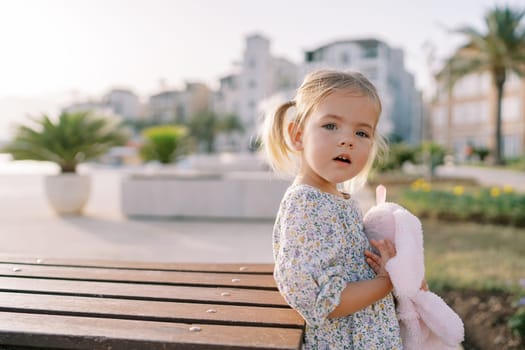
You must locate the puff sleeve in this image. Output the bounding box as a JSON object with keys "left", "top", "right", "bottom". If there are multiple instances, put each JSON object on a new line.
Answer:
{"left": 273, "top": 189, "right": 347, "bottom": 326}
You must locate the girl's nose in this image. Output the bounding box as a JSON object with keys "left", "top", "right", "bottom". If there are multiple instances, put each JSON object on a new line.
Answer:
{"left": 338, "top": 140, "right": 353, "bottom": 148}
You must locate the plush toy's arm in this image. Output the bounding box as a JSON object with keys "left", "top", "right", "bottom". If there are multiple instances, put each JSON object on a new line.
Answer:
{"left": 414, "top": 291, "right": 465, "bottom": 346}
{"left": 385, "top": 208, "right": 425, "bottom": 297}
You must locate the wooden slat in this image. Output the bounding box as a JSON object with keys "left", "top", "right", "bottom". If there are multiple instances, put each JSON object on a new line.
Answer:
{"left": 0, "top": 312, "right": 303, "bottom": 350}
{"left": 0, "top": 263, "right": 276, "bottom": 289}
{"left": 0, "top": 276, "right": 288, "bottom": 307}
{"left": 0, "top": 255, "right": 274, "bottom": 274}
{"left": 0, "top": 292, "right": 303, "bottom": 328}
{"left": 0, "top": 257, "right": 305, "bottom": 349}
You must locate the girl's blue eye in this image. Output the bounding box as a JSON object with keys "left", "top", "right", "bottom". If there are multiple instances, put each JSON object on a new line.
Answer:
{"left": 356, "top": 131, "right": 370, "bottom": 138}
{"left": 322, "top": 123, "right": 337, "bottom": 130}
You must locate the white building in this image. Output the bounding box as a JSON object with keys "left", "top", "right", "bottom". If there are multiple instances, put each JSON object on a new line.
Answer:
{"left": 148, "top": 82, "right": 212, "bottom": 124}
{"left": 63, "top": 89, "right": 141, "bottom": 122}
{"left": 148, "top": 91, "right": 180, "bottom": 123}
{"left": 214, "top": 34, "right": 299, "bottom": 151}
{"left": 62, "top": 100, "right": 115, "bottom": 118}
{"left": 214, "top": 74, "right": 240, "bottom": 117}
{"left": 103, "top": 89, "right": 140, "bottom": 120}
{"left": 301, "top": 38, "right": 422, "bottom": 143}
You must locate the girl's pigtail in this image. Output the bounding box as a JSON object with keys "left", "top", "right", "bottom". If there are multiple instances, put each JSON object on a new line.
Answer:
{"left": 262, "top": 100, "right": 296, "bottom": 176}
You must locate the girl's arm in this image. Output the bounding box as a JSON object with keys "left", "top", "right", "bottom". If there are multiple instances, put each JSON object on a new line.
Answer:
{"left": 328, "top": 239, "right": 395, "bottom": 319}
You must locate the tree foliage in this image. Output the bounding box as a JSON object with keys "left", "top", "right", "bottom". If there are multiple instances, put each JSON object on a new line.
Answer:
{"left": 187, "top": 111, "right": 217, "bottom": 153}
{"left": 187, "top": 111, "right": 244, "bottom": 153}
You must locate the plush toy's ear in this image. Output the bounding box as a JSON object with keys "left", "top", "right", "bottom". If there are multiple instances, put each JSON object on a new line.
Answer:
{"left": 376, "top": 185, "right": 387, "bottom": 205}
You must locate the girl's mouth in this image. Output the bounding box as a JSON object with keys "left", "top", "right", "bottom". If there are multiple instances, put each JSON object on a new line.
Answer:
{"left": 334, "top": 156, "right": 351, "bottom": 164}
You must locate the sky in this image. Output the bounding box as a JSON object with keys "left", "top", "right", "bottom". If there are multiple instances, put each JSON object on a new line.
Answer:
{"left": 0, "top": 0, "right": 517, "bottom": 140}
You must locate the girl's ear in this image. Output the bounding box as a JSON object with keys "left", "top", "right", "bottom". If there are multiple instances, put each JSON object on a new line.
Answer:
{"left": 287, "top": 122, "right": 303, "bottom": 150}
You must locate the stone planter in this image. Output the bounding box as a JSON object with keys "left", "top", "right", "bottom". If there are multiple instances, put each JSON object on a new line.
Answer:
{"left": 44, "top": 174, "right": 91, "bottom": 215}
{"left": 121, "top": 171, "right": 290, "bottom": 219}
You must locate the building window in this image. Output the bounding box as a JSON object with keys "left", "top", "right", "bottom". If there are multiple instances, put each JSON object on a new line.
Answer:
{"left": 433, "top": 106, "right": 447, "bottom": 126}
{"left": 362, "top": 67, "right": 377, "bottom": 81}
{"left": 341, "top": 52, "right": 349, "bottom": 64}
{"left": 362, "top": 45, "right": 378, "bottom": 59}
{"left": 453, "top": 73, "right": 491, "bottom": 98}
{"left": 452, "top": 101, "right": 489, "bottom": 125}
{"left": 504, "top": 134, "right": 521, "bottom": 157}
{"left": 502, "top": 96, "right": 520, "bottom": 121}
{"left": 176, "top": 105, "right": 186, "bottom": 121}
{"left": 312, "top": 49, "right": 324, "bottom": 62}
{"left": 305, "top": 51, "right": 314, "bottom": 62}
{"left": 505, "top": 72, "right": 521, "bottom": 92}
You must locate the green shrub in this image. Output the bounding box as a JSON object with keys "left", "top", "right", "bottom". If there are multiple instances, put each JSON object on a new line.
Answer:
{"left": 375, "top": 142, "right": 417, "bottom": 172}
{"left": 473, "top": 146, "right": 490, "bottom": 161}
{"left": 509, "top": 280, "right": 525, "bottom": 338}
{"left": 417, "top": 142, "right": 446, "bottom": 174}
{"left": 510, "top": 305, "right": 525, "bottom": 338}
{"left": 140, "top": 125, "right": 188, "bottom": 164}
{"left": 375, "top": 141, "right": 446, "bottom": 175}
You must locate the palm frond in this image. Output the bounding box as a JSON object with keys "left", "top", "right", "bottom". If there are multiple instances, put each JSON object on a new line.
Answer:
{"left": 2, "top": 111, "right": 129, "bottom": 173}
{"left": 439, "top": 5, "right": 525, "bottom": 87}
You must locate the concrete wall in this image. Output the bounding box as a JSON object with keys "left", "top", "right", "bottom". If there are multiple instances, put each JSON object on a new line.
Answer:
{"left": 121, "top": 172, "right": 290, "bottom": 219}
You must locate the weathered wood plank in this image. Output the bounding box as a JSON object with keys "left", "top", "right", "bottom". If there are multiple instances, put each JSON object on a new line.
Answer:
{"left": 0, "top": 292, "right": 304, "bottom": 328}
{"left": 0, "top": 276, "right": 288, "bottom": 307}
{"left": 0, "top": 312, "right": 303, "bottom": 350}
{"left": 0, "top": 255, "right": 274, "bottom": 274}
{"left": 0, "top": 263, "right": 276, "bottom": 289}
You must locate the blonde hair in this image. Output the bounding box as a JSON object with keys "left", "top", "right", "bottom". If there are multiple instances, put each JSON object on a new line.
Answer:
{"left": 261, "top": 69, "right": 387, "bottom": 193}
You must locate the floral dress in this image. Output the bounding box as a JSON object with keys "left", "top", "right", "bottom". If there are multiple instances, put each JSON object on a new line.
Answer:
{"left": 273, "top": 184, "right": 402, "bottom": 350}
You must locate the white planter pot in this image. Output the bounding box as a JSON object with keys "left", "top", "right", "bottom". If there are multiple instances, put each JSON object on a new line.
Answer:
{"left": 44, "top": 174, "right": 91, "bottom": 215}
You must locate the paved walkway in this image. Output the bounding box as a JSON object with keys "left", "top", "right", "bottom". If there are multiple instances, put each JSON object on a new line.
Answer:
{"left": 0, "top": 169, "right": 374, "bottom": 263}
{"left": 2, "top": 163, "right": 521, "bottom": 263}
{"left": 436, "top": 164, "right": 524, "bottom": 192}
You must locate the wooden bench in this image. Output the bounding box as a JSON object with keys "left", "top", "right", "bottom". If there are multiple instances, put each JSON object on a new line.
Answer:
{"left": 0, "top": 255, "right": 304, "bottom": 349}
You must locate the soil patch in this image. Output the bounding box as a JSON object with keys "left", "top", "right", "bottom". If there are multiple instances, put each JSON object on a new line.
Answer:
{"left": 441, "top": 290, "right": 523, "bottom": 349}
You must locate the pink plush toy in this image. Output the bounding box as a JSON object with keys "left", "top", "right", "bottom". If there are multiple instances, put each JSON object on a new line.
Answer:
{"left": 363, "top": 185, "right": 464, "bottom": 350}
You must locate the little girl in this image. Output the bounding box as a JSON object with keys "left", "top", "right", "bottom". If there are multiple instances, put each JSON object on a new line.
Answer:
{"left": 262, "top": 69, "right": 402, "bottom": 349}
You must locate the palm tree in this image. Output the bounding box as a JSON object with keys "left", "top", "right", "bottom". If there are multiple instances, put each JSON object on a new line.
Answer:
{"left": 2, "top": 111, "right": 129, "bottom": 215}
{"left": 440, "top": 5, "right": 525, "bottom": 165}
{"left": 3, "top": 111, "right": 129, "bottom": 172}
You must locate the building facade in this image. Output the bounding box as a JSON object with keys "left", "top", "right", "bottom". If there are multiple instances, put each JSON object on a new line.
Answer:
{"left": 148, "top": 82, "right": 212, "bottom": 124}
{"left": 301, "top": 39, "right": 422, "bottom": 143}
{"left": 214, "top": 34, "right": 298, "bottom": 151}
{"left": 103, "top": 89, "right": 140, "bottom": 120}
{"left": 431, "top": 72, "right": 525, "bottom": 160}
{"left": 63, "top": 89, "right": 141, "bottom": 122}
{"left": 62, "top": 100, "right": 115, "bottom": 118}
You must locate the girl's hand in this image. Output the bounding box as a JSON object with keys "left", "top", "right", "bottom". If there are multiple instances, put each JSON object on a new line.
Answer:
{"left": 365, "top": 239, "right": 396, "bottom": 278}
{"left": 420, "top": 278, "right": 429, "bottom": 291}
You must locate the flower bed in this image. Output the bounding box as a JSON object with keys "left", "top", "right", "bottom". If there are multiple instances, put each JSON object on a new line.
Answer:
{"left": 399, "top": 179, "right": 525, "bottom": 227}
